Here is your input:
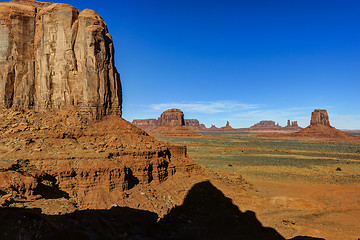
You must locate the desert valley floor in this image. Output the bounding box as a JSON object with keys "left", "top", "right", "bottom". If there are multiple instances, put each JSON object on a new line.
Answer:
{"left": 155, "top": 132, "right": 360, "bottom": 240}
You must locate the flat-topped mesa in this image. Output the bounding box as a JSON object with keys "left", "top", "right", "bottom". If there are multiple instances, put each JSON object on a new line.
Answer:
{"left": 185, "top": 119, "right": 200, "bottom": 127}
{"left": 310, "top": 109, "right": 330, "bottom": 126}
{"left": 132, "top": 119, "right": 158, "bottom": 131}
{"left": 0, "top": 0, "right": 122, "bottom": 119}
{"left": 158, "top": 108, "right": 185, "bottom": 126}
{"left": 250, "top": 120, "right": 277, "bottom": 128}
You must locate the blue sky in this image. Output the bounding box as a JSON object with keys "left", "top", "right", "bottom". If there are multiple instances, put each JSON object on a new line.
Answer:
{"left": 52, "top": 0, "right": 360, "bottom": 129}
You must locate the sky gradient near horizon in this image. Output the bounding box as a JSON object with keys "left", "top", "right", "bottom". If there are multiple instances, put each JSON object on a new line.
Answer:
{"left": 51, "top": 0, "right": 359, "bottom": 129}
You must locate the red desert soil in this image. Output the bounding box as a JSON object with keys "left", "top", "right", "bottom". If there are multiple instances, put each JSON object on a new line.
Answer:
{"left": 155, "top": 130, "right": 360, "bottom": 240}
{"left": 229, "top": 177, "right": 360, "bottom": 240}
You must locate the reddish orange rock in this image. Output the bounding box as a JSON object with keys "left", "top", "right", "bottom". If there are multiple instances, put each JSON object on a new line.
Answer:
{"left": 310, "top": 109, "right": 330, "bottom": 126}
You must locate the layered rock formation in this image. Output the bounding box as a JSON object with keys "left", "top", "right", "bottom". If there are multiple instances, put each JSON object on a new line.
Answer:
{"left": 0, "top": 0, "right": 121, "bottom": 118}
{"left": 310, "top": 109, "right": 330, "bottom": 126}
{"left": 132, "top": 119, "right": 158, "bottom": 131}
{"left": 158, "top": 108, "right": 185, "bottom": 126}
{"left": 185, "top": 119, "right": 207, "bottom": 131}
{"left": 249, "top": 120, "right": 282, "bottom": 131}
{"left": 133, "top": 117, "right": 206, "bottom": 132}
{"left": 133, "top": 109, "right": 202, "bottom": 136}
{"left": 150, "top": 109, "right": 200, "bottom": 137}
{"left": 293, "top": 109, "right": 357, "bottom": 140}
{"left": 284, "top": 120, "right": 302, "bottom": 131}
{"left": 0, "top": 107, "right": 201, "bottom": 215}
{"left": 185, "top": 119, "right": 199, "bottom": 127}
{"left": 0, "top": 1, "right": 202, "bottom": 217}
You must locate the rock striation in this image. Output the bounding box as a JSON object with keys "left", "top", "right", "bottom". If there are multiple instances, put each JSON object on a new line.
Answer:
{"left": 0, "top": 108, "right": 201, "bottom": 215}
{"left": 149, "top": 109, "right": 200, "bottom": 137}
{"left": 310, "top": 109, "right": 330, "bottom": 126}
{"left": 133, "top": 109, "right": 203, "bottom": 136}
{"left": 249, "top": 120, "right": 282, "bottom": 131}
{"left": 132, "top": 119, "right": 158, "bottom": 131}
{"left": 0, "top": 0, "right": 122, "bottom": 119}
{"left": 158, "top": 108, "right": 185, "bottom": 126}
{"left": 0, "top": 1, "right": 202, "bottom": 217}
{"left": 292, "top": 109, "right": 358, "bottom": 140}
{"left": 185, "top": 119, "right": 200, "bottom": 127}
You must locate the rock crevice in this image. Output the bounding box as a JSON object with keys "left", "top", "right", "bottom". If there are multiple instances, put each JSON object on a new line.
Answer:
{"left": 0, "top": 0, "right": 122, "bottom": 118}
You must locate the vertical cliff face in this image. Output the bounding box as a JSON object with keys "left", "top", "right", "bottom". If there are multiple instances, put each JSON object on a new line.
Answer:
{"left": 310, "top": 109, "right": 330, "bottom": 126}
{"left": 0, "top": 0, "right": 121, "bottom": 118}
{"left": 158, "top": 108, "right": 185, "bottom": 126}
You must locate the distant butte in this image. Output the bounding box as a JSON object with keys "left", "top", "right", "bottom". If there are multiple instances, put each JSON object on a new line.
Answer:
{"left": 149, "top": 109, "right": 201, "bottom": 137}
{"left": 291, "top": 109, "right": 356, "bottom": 140}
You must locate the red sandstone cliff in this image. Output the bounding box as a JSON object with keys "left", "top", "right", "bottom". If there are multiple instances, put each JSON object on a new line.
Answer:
{"left": 0, "top": 0, "right": 121, "bottom": 118}
{"left": 149, "top": 109, "right": 200, "bottom": 137}
{"left": 293, "top": 109, "right": 356, "bottom": 139}
{"left": 0, "top": 1, "right": 201, "bottom": 216}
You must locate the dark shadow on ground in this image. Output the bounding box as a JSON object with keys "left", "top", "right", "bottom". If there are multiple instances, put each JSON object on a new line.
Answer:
{"left": 0, "top": 181, "right": 325, "bottom": 240}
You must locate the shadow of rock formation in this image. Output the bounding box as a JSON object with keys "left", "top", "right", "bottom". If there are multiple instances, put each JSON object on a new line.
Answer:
{"left": 0, "top": 181, "right": 325, "bottom": 240}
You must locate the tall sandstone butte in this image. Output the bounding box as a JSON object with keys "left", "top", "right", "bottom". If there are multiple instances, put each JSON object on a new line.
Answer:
{"left": 158, "top": 108, "right": 185, "bottom": 126}
{"left": 0, "top": 0, "right": 121, "bottom": 118}
{"left": 310, "top": 109, "right": 330, "bottom": 126}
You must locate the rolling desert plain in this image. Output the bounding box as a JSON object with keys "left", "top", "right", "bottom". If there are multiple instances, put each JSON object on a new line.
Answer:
{"left": 0, "top": 0, "right": 359, "bottom": 240}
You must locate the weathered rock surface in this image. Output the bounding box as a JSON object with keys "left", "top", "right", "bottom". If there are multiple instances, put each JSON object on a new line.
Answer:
{"left": 158, "top": 108, "right": 185, "bottom": 126}
{"left": 133, "top": 109, "right": 201, "bottom": 137}
{"left": 248, "top": 120, "right": 282, "bottom": 131}
{"left": 0, "top": 1, "right": 202, "bottom": 217}
{"left": 0, "top": 0, "right": 121, "bottom": 118}
{"left": 291, "top": 109, "right": 359, "bottom": 140}
{"left": 0, "top": 108, "right": 201, "bottom": 214}
{"left": 250, "top": 120, "right": 279, "bottom": 129}
{"left": 310, "top": 109, "right": 330, "bottom": 126}
{"left": 132, "top": 119, "right": 158, "bottom": 131}
{"left": 185, "top": 119, "right": 199, "bottom": 127}
{"left": 133, "top": 117, "right": 207, "bottom": 132}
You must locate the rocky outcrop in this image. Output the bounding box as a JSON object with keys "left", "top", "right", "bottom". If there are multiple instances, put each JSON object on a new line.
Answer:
{"left": 0, "top": 1, "right": 202, "bottom": 217}
{"left": 249, "top": 121, "right": 282, "bottom": 131}
{"left": 185, "top": 119, "right": 207, "bottom": 131}
{"left": 292, "top": 109, "right": 358, "bottom": 140}
{"left": 0, "top": 0, "right": 121, "bottom": 119}
{"left": 133, "top": 116, "right": 206, "bottom": 132}
{"left": 158, "top": 108, "right": 185, "bottom": 126}
{"left": 149, "top": 109, "right": 200, "bottom": 137}
{"left": 0, "top": 108, "right": 201, "bottom": 214}
{"left": 185, "top": 119, "right": 200, "bottom": 127}
{"left": 132, "top": 119, "right": 158, "bottom": 131}
{"left": 310, "top": 109, "right": 330, "bottom": 126}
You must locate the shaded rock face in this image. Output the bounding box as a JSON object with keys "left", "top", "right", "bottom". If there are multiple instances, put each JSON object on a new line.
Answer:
{"left": 310, "top": 109, "right": 330, "bottom": 126}
{"left": 158, "top": 108, "right": 185, "bottom": 126}
{"left": 0, "top": 0, "right": 122, "bottom": 119}
{"left": 185, "top": 119, "right": 200, "bottom": 127}
{"left": 132, "top": 119, "right": 158, "bottom": 131}
{"left": 0, "top": 108, "right": 200, "bottom": 214}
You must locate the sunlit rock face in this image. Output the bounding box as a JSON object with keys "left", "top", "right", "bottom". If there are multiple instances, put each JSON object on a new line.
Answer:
{"left": 0, "top": 0, "right": 122, "bottom": 118}
{"left": 310, "top": 109, "right": 330, "bottom": 126}
{"left": 158, "top": 108, "right": 185, "bottom": 126}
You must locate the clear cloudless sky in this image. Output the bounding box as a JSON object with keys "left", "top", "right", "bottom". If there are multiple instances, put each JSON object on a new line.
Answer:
{"left": 50, "top": 0, "right": 360, "bottom": 129}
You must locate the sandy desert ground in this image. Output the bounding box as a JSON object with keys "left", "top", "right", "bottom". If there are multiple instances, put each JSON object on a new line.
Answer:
{"left": 155, "top": 132, "right": 360, "bottom": 240}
